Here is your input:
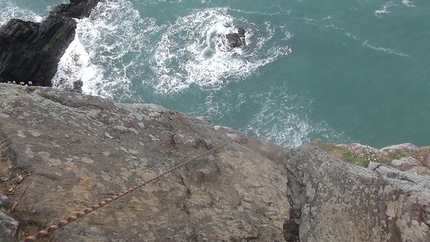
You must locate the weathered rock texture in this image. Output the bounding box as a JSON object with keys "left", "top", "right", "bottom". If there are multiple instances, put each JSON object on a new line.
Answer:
{"left": 283, "top": 146, "right": 430, "bottom": 242}
{"left": 316, "top": 142, "right": 430, "bottom": 175}
{"left": 0, "top": 83, "right": 429, "bottom": 242}
{"left": 0, "top": 0, "right": 100, "bottom": 86}
{"left": 0, "top": 84, "right": 288, "bottom": 241}
{"left": 0, "top": 194, "right": 18, "bottom": 242}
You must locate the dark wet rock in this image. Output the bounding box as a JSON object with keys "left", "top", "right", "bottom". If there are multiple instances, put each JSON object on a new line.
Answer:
{"left": 0, "top": 0, "right": 100, "bottom": 86}
{"left": 226, "top": 27, "right": 246, "bottom": 48}
{"left": 0, "top": 84, "right": 429, "bottom": 241}
{"left": 0, "top": 17, "right": 76, "bottom": 86}
{"left": 218, "top": 27, "right": 247, "bottom": 51}
{"left": 52, "top": 0, "right": 101, "bottom": 19}
{"left": 72, "top": 80, "right": 83, "bottom": 93}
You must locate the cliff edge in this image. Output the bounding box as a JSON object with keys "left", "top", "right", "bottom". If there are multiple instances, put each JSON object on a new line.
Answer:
{"left": 0, "top": 84, "right": 429, "bottom": 242}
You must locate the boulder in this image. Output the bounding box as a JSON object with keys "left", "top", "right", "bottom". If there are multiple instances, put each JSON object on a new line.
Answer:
{"left": 218, "top": 27, "right": 247, "bottom": 51}
{"left": 0, "top": 0, "right": 100, "bottom": 86}
{"left": 226, "top": 27, "right": 246, "bottom": 48}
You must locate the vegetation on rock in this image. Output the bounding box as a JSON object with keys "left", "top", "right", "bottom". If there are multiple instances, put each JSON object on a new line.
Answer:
{"left": 315, "top": 140, "right": 430, "bottom": 175}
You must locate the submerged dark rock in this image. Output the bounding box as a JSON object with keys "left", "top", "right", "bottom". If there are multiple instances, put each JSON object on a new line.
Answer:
{"left": 0, "top": 0, "right": 100, "bottom": 86}
{"left": 218, "top": 27, "right": 247, "bottom": 51}
{"left": 226, "top": 27, "right": 246, "bottom": 48}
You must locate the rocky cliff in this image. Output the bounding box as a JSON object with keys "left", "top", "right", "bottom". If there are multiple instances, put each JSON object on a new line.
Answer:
{"left": 1, "top": 1, "right": 428, "bottom": 241}
{"left": 0, "top": 0, "right": 100, "bottom": 86}
{"left": 0, "top": 83, "right": 428, "bottom": 242}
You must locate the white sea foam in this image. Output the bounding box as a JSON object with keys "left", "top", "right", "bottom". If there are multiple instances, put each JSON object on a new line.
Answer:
{"left": 203, "top": 87, "right": 340, "bottom": 148}
{"left": 153, "top": 7, "right": 292, "bottom": 94}
{"left": 246, "top": 107, "right": 313, "bottom": 147}
{"left": 363, "top": 40, "right": 409, "bottom": 57}
{"left": 49, "top": 0, "right": 306, "bottom": 147}
{"left": 53, "top": 0, "right": 292, "bottom": 98}
{"left": 247, "top": 103, "right": 343, "bottom": 148}
{"left": 375, "top": 0, "right": 414, "bottom": 16}
{"left": 402, "top": 0, "right": 415, "bottom": 7}
{"left": 0, "top": 1, "right": 43, "bottom": 25}
{"left": 375, "top": 3, "right": 392, "bottom": 17}
{"left": 52, "top": 38, "right": 104, "bottom": 95}
{"left": 53, "top": 0, "right": 160, "bottom": 99}
{"left": 245, "top": 91, "right": 310, "bottom": 147}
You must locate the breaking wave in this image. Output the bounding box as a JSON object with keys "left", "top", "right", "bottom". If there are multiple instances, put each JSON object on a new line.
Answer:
{"left": 153, "top": 7, "right": 292, "bottom": 93}
{"left": 52, "top": 0, "right": 292, "bottom": 97}
{"left": 0, "top": 1, "right": 43, "bottom": 25}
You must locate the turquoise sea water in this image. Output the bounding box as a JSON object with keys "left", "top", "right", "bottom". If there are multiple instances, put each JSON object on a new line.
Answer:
{"left": 1, "top": 0, "right": 429, "bottom": 148}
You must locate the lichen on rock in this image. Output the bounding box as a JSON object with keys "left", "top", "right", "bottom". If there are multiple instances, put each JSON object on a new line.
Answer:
{"left": 0, "top": 83, "right": 429, "bottom": 241}
{"left": 0, "top": 84, "right": 289, "bottom": 241}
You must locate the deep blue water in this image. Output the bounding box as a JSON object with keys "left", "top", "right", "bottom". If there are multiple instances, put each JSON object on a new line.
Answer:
{"left": 1, "top": 0, "right": 429, "bottom": 148}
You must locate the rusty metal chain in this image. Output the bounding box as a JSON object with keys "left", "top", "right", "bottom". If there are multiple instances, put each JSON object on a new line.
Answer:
{"left": 22, "top": 133, "right": 245, "bottom": 242}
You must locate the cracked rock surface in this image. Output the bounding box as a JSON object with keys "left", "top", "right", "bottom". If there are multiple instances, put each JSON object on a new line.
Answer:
{"left": 0, "top": 84, "right": 288, "bottom": 241}
{"left": 284, "top": 146, "right": 430, "bottom": 242}
{"left": 0, "top": 84, "right": 429, "bottom": 241}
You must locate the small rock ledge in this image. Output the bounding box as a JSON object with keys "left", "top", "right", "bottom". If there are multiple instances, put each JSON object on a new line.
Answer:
{"left": 283, "top": 145, "right": 429, "bottom": 242}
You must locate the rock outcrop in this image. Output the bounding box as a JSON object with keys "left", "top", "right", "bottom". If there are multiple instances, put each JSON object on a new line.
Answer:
{"left": 0, "top": 0, "right": 100, "bottom": 86}
{"left": 283, "top": 146, "right": 430, "bottom": 242}
{"left": 0, "top": 84, "right": 289, "bottom": 241}
{"left": 315, "top": 142, "right": 430, "bottom": 175}
{"left": 0, "top": 83, "right": 429, "bottom": 241}
{"left": 217, "top": 27, "right": 247, "bottom": 52}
